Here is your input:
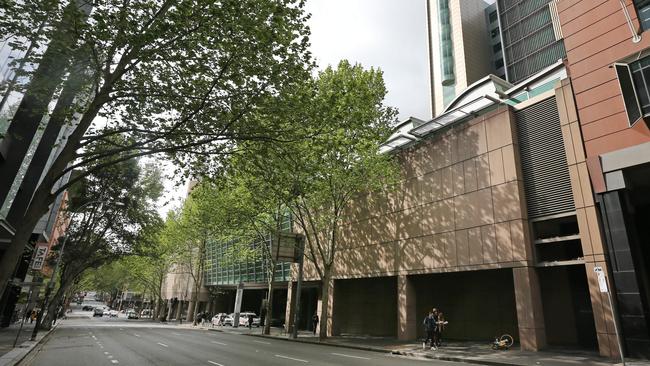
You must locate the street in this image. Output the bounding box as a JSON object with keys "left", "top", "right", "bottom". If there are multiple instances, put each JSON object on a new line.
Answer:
{"left": 20, "top": 314, "right": 465, "bottom": 366}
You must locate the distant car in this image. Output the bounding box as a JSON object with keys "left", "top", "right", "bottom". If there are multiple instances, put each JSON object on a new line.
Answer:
{"left": 140, "top": 309, "right": 152, "bottom": 318}
{"left": 222, "top": 313, "right": 235, "bottom": 326}
{"left": 93, "top": 308, "right": 104, "bottom": 317}
{"left": 109, "top": 310, "right": 118, "bottom": 317}
{"left": 239, "top": 312, "right": 260, "bottom": 327}
{"left": 82, "top": 305, "right": 94, "bottom": 311}
{"left": 126, "top": 310, "right": 139, "bottom": 319}
{"left": 211, "top": 313, "right": 228, "bottom": 326}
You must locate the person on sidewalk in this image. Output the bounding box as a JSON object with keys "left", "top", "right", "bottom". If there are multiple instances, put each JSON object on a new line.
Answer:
{"left": 422, "top": 309, "right": 438, "bottom": 350}
{"left": 435, "top": 311, "right": 446, "bottom": 348}
{"left": 312, "top": 313, "right": 319, "bottom": 335}
{"left": 247, "top": 313, "right": 254, "bottom": 329}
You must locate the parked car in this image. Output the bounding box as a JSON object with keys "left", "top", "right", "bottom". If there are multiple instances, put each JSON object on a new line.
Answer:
{"left": 140, "top": 309, "right": 152, "bottom": 318}
{"left": 222, "top": 313, "right": 235, "bottom": 326}
{"left": 93, "top": 308, "right": 104, "bottom": 317}
{"left": 109, "top": 310, "right": 118, "bottom": 317}
{"left": 211, "top": 313, "right": 228, "bottom": 326}
{"left": 239, "top": 312, "right": 260, "bottom": 327}
{"left": 82, "top": 305, "right": 94, "bottom": 311}
{"left": 126, "top": 310, "right": 139, "bottom": 319}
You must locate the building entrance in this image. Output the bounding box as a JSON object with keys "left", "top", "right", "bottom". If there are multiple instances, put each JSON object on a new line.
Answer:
{"left": 538, "top": 265, "right": 597, "bottom": 349}
{"left": 411, "top": 269, "right": 518, "bottom": 341}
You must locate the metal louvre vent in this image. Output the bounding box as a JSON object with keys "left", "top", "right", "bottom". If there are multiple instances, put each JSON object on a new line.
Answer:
{"left": 514, "top": 97, "right": 575, "bottom": 218}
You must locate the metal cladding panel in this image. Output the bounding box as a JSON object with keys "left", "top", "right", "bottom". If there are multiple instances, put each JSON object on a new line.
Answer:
{"left": 514, "top": 97, "right": 575, "bottom": 218}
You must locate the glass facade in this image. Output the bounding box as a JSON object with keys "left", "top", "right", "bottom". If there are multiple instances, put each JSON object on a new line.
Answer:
{"left": 634, "top": 0, "right": 650, "bottom": 31}
{"left": 204, "top": 214, "right": 294, "bottom": 286}
{"left": 497, "top": 0, "right": 566, "bottom": 83}
{"left": 437, "top": 0, "right": 455, "bottom": 86}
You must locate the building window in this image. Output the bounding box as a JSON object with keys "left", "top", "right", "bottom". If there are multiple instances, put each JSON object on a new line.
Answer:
{"left": 491, "top": 27, "right": 500, "bottom": 39}
{"left": 493, "top": 42, "right": 502, "bottom": 53}
{"left": 614, "top": 62, "right": 643, "bottom": 126}
{"left": 489, "top": 10, "right": 498, "bottom": 24}
{"left": 495, "top": 58, "right": 504, "bottom": 69}
{"left": 634, "top": 0, "right": 650, "bottom": 31}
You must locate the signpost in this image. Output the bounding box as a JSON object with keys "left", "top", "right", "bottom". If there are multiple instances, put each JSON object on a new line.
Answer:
{"left": 271, "top": 233, "right": 301, "bottom": 263}
{"left": 594, "top": 266, "right": 625, "bottom": 365}
{"left": 31, "top": 245, "right": 48, "bottom": 271}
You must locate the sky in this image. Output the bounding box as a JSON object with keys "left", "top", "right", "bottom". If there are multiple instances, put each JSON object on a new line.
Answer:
{"left": 157, "top": 0, "right": 431, "bottom": 216}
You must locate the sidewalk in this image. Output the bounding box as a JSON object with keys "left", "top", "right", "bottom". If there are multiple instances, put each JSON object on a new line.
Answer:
{"left": 0, "top": 320, "right": 56, "bottom": 366}
{"left": 188, "top": 323, "right": 649, "bottom": 366}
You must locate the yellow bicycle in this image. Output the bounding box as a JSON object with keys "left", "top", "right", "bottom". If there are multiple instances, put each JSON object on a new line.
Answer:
{"left": 491, "top": 334, "right": 514, "bottom": 350}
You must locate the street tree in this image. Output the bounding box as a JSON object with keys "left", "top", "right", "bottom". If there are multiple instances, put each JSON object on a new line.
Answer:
{"left": 0, "top": 0, "right": 313, "bottom": 298}
{"left": 40, "top": 151, "right": 163, "bottom": 328}
{"left": 234, "top": 61, "right": 400, "bottom": 339}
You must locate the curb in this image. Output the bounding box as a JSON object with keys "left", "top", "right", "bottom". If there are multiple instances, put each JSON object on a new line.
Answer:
{"left": 0, "top": 324, "right": 58, "bottom": 366}
{"left": 391, "top": 350, "right": 516, "bottom": 366}
{"left": 243, "top": 332, "right": 393, "bottom": 354}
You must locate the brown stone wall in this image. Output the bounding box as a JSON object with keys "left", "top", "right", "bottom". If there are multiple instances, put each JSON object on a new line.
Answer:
{"left": 558, "top": 0, "right": 650, "bottom": 160}
{"left": 324, "top": 106, "right": 532, "bottom": 281}
{"left": 555, "top": 79, "right": 621, "bottom": 358}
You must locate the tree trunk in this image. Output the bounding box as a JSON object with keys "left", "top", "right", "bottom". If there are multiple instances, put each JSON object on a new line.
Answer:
{"left": 318, "top": 271, "right": 332, "bottom": 340}
{"left": 264, "top": 280, "right": 274, "bottom": 335}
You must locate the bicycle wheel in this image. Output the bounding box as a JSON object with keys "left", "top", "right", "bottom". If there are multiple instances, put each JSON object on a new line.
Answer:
{"left": 500, "top": 334, "right": 514, "bottom": 348}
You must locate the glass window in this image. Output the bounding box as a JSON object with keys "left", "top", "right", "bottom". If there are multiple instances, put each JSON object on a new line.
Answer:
{"left": 489, "top": 11, "right": 498, "bottom": 24}
{"left": 616, "top": 63, "right": 643, "bottom": 126}
{"left": 491, "top": 27, "right": 500, "bottom": 39}
{"left": 493, "top": 42, "right": 502, "bottom": 53}
{"left": 634, "top": 0, "right": 650, "bottom": 31}
{"left": 495, "top": 58, "right": 504, "bottom": 69}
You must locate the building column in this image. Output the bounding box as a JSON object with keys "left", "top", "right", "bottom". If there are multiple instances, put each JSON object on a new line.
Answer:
{"left": 285, "top": 281, "right": 295, "bottom": 332}
{"left": 187, "top": 300, "right": 196, "bottom": 322}
{"left": 513, "top": 267, "right": 546, "bottom": 351}
{"left": 316, "top": 278, "right": 335, "bottom": 336}
{"left": 166, "top": 299, "right": 173, "bottom": 320}
{"left": 233, "top": 283, "right": 244, "bottom": 327}
{"left": 397, "top": 274, "right": 416, "bottom": 340}
{"left": 174, "top": 300, "right": 182, "bottom": 320}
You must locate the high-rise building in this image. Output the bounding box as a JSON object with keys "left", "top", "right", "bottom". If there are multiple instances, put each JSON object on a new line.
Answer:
{"left": 485, "top": 3, "right": 506, "bottom": 79}
{"left": 426, "top": 0, "right": 493, "bottom": 116}
{"left": 495, "top": 0, "right": 565, "bottom": 83}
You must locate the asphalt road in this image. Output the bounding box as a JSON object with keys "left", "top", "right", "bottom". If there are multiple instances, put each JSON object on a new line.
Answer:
{"left": 20, "top": 314, "right": 467, "bottom": 366}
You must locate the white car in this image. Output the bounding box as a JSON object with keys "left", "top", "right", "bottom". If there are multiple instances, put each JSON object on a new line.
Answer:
{"left": 239, "top": 312, "right": 260, "bottom": 327}
{"left": 222, "top": 313, "right": 235, "bottom": 326}
{"left": 211, "top": 313, "right": 228, "bottom": 326}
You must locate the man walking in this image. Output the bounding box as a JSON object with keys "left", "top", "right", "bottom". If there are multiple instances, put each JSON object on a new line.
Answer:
{"left": 422, "top": 309, "right": 438, "bottom": 350}
{"left": 312, "top": 313, "right": 319, "bottom": 335}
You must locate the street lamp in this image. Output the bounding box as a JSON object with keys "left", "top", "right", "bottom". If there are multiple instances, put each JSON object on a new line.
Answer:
{"left": 30, "top": 199, "right": 118, "bottom": 340}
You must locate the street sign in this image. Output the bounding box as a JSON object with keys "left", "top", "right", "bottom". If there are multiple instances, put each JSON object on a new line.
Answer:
{"left": 31, "top": 244, "right": 49, "bottom": 270}
{"left": 594, "top": 266, "right": 608, "bottom": 293}
{"left": 271, "top": 233, "right": 301, "bottom": 263}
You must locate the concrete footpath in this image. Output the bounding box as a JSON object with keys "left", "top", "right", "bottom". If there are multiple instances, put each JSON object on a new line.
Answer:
{"left": 175, "top": 322, "right": 650, "bottom": 366}
{"left": 0, "top": 321, "right": 57, "bottom": 366}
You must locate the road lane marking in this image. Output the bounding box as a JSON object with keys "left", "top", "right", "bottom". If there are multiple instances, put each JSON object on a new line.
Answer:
{"left": 134, "top": 334, "right": 141, "bottom": 337}
{"left": 210, "top": 341, "right": 227, "bottom": 346}
{"left": 275, "top": 355, "right": 308, "bottom": 363}
{"left": 111, "top": 360, "right": 119, "bottom": 364}
{"left": 253, "top": 340, "right": 271, "bottom": 345}
{"left": 331, "top": 353, "right": 371, "bottom": 360}
{"left": 207, "top": 361, "right": 223, "bottom": 366}
{"left": 104, "top": 352, "right": 109, "bottom": 355}
{"left": 157, "top": 342, "right": 169, "bottom": 347}
{"left": 172, "top": 332, "right": 182, "bottom": 336}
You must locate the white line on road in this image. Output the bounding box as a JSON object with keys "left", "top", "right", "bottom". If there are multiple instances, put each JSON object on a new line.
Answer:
{"left": 157, "top": 342, "right": 169, "bottom": 347}
{"left": 111, "top": 360, "right": 119, "bottom": 364}
{"left": 210, "top": 341, "right": 227, "bottom": 346}
{"left": 275, "top": 354, "right": 309, "bottom": 363}
{"left": 172, "top": 332, "right": 182, "bottom": 336}
{"left": 331, "top": 353, "right": 371, "bottom": 360}
{"left": 103, "top": 352, "right": 109, "bottom": 355}
{"left": 134, "top": 334, "right": 141, "bottom": 337}
{"left": 253, "top": 340, "right": 271, "bottom": 345}
{"left": 207, "top": 361, "right": 224, "bottom": 366}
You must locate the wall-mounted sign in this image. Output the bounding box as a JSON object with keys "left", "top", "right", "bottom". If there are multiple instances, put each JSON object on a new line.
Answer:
{"left": 31, "top": 244, "right": 49, "bottom": 270}
{"left": 594, "top": 266, "right": 608, "bottom": 293}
